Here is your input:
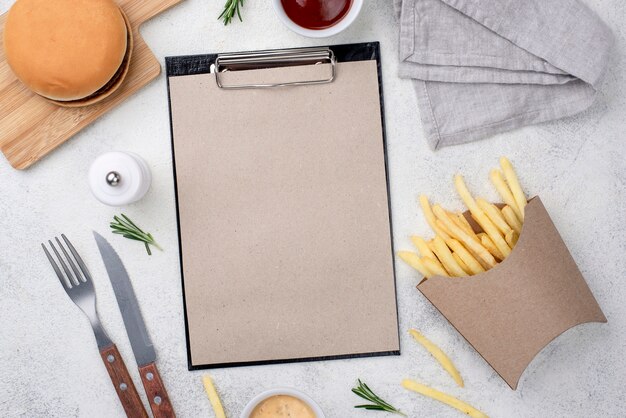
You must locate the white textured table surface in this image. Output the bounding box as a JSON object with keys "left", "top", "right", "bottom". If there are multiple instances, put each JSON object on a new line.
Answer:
{"left": 1, "top": 1, "right": 625, "bottom": 417}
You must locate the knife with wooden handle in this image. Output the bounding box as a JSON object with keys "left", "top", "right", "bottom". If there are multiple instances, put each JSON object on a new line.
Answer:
{"left": 94, "top": 232, "right": 176, "bottom": 418}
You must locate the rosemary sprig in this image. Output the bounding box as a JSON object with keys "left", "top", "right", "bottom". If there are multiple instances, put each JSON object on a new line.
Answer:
{"left": 352, "top": 379, "right": 406, "bottom": 416}
{"left": 110, "top": 214, "right": 162, "bottom": 255}
{"left": 219, "top": 0, "right": 245, "bottom": 25}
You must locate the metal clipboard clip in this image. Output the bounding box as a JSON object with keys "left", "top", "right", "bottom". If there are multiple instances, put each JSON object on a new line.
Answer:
{"left": 214, "top": 47, "right": 336, "bottom": 89}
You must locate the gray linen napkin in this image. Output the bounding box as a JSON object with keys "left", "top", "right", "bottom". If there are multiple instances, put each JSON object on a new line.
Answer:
{"left": 397, "top": 0, "right": 614, "bottom": 149}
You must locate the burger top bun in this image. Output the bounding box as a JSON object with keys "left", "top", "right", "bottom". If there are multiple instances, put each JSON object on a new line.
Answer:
{"left": 3, "top": 0, "right": 128, "bottom": 101}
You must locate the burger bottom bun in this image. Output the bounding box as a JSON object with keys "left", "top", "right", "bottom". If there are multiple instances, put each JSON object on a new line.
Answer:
{"left": 47, "top": 7, "right": 134, "bottom": 108}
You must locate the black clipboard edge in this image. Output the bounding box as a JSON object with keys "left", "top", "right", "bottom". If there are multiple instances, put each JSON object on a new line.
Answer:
{"left": 165, "top": 42, "right": 401, "bottom": 371}
{"left": 187, "top": 349, "right": 401, "bottom": 372}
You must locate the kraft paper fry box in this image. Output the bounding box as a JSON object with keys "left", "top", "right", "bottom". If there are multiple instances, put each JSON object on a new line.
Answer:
{"left": 417, "top": 197, "right": 606, "bottom": 389}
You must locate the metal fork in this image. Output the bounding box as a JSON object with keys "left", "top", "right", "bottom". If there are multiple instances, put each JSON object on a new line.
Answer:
{"left": 42, "top": 235, "right": 148, "bottom": 418}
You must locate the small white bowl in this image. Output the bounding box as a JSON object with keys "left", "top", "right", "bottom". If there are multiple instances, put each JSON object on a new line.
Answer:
{"left": 272, "top": 0, "right": 363, "bottom": 38}
{"left": 240, "top": 387, "right": 325, "bottom": 418}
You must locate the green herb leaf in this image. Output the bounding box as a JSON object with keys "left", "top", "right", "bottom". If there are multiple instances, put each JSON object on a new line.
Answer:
{"left": 355, "top": 405, "right": 386, "bottom": 410}
{"left": 219, "top": 0, "right": 245, "bottom": 25}
{"left": 109, "top": 214, "right": 162, "bottom": 256}
{"left": 352, "top": 379, "right": 406, "bottom": 416}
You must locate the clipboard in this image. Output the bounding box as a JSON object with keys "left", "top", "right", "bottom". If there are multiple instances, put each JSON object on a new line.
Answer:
{"left": 165, "top": 42, "right": 400, "bottom": 370}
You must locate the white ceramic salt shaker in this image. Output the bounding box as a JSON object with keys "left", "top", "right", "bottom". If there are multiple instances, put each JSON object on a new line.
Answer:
{"left": 89, "top": 151, "right": 152, "bottom": 206}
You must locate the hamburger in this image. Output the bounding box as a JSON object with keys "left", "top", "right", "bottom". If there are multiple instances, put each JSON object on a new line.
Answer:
{"left": 3, "top": 0, "right": 133, "bottom": 106}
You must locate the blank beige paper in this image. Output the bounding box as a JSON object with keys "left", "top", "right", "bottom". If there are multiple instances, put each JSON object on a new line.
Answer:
{"left": 168, "top": 60, "right": 399, "bottom": 367}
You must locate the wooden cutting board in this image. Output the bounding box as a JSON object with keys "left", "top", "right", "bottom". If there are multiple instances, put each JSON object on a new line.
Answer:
{"left": 0, "top": 0, "right": 183, "bottom": 170}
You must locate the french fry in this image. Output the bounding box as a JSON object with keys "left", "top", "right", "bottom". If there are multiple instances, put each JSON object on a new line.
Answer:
{"left": 448, "top": 211, "right": 480, "bottom": 243}
{"left": 501, "top": 206, "right": 522, "bottom": 234}
{"left": 454, "top": 175, "right": 511, "bottom": 258}
{"left": 436, "top": 218, "right": 455, "bottom": 238}
{"left": 456, "top": 213, "right": 475, "bottom": 235}
{"left": 500, "top": 157, "right": 526, "bottom": 221}
{"left": 446, "top": 239, "right": 485, "bottom": 275}
{"left": 427, "top": 240, "right": 452, "bottom": 275}
{"left": 432, "top": 236, "right": 468, "bottom": 277}
{"left": 446, "top": 210, "right": 470, "bottom": 234}
{"left": 411, "top": 235, "right": 434, "bottom": 259}
{"left": 505, "top": 230, "right": 519, "bottom": 248}
{"left": 402, "top": 379, "right": 489, "bottom": 418}
{"left": 489, "top": 169, "right": 522, "bottom": 222}
{"left": 480, "top": 234, "right": 504, "bottom": 261}
{"left": 408, "top": 329, "right": 464, "bottom": 387}
{"left": 435, "top": 220, "right": 456, "bottom": 240}
{"left": 398, "top": 251, "right": 432, "bottom": 278}
{"left": 463, "top": 243, "right": 492, "bottom": 271}
{"left": 411, "top": 236, "right": 447, "bottom": 275}
{"left": 419, "top": 195, "right": 451, "bottom": 241}
{"left": 426, "top": 239, "right": 446, "bottom": 271}
{"left": 471, "top": 253, "right": 491, "bottom": 271}
{"left": 476, "top": 198, "right": 512, "bottom": 236}
{"left": 423, "top": 257, "right": 450, "bottom": 277}
{"left": 401, "top": 157, "right": 528, "bottom": 278}
{"left": 452, "top": 253, "right": 470, "bottom": 275}
{"left": 433, "top": 205, "right": 497, "bottom": 268}
{"left": 437, "top": 222, "right": 489, "bottom": 270}
{"left": 452, "top": 215, "right": 480, "bottom": 241}
{"left": 202, "top": 375, "right": 227, "bottom": 418}
{"left": 427, "top": 239, "right": 438, "bottom": 256}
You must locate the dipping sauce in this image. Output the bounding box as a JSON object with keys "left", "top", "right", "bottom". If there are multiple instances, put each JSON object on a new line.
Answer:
{"left": 250, "top": 395, "right": 317, "bottom": 418}
{"left": 280, "top": 0, "right": 353, "bottom": 30}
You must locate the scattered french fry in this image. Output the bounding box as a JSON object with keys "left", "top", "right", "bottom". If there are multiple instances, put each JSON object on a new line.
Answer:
{"left": 446, "top": 239, "right": 485, "bottom": 275}
{"left": 420, "top": 195, "right": 452, "bottom": 241}
{"left": 501, "top": 206, "right": 522, "bottom": 234}
{"left": 500, "top": 157, "right": 526, "bottom": 221}
{"left": 432, "top": 236, "right": 468, "bottom": 277}
{"left": 490, "top": 169, "right": 522, "bottom": 222}
{"left": 433, "top": 205, "right": 497, "bottom": 268}
{"left": 454, "top": 175, "right": 511, "bottom": 259}
{"left": 202, "top": 375, "right": 227, "bottom": 418}
{"left": 476, "top": 198, "right": 512, "bottom": 236}
{"left": 423, "top": 257, "right": 450, "bottom": 277}
{"left": 398, "top": 251, "right": 432, "bottom": 278}
{"left": 408, "top": 329, "right": 464, "bottom": 387}
{"left": 402, "top": 379, "right": 488, "bottom": 418}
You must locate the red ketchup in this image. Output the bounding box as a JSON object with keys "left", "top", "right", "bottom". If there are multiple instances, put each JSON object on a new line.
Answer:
{"left": 280, "top": 0, "right": 353, "bottom": 30}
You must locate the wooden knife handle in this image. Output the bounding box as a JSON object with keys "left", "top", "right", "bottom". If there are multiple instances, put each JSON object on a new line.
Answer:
{"left": 100, "top": 344, "right": 149, "bottom": 418}
{"left": 139, "top": 362, "right": 176, "bottom": 418}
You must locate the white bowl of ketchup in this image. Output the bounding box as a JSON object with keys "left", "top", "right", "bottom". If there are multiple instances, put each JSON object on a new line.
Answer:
{"left": 272, "top": 0, "right": 363, "bottom": 38}
{"left": 240, "top": 387, "right": 325, "bottom": 418}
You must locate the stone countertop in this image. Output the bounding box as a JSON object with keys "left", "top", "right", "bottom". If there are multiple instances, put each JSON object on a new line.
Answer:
{"left": 1, "top": 0, "right": 625, "bottom": 417}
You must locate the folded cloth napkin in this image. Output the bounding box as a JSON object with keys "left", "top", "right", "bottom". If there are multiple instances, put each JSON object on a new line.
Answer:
{"left": 396, "top": 0, "right": 614, "bottom": 149}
